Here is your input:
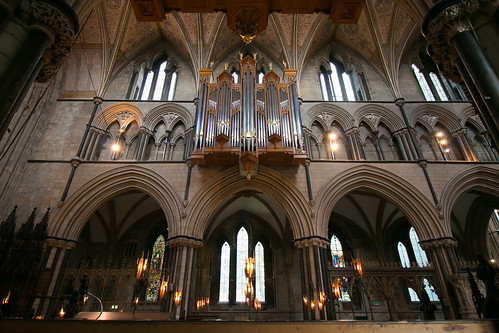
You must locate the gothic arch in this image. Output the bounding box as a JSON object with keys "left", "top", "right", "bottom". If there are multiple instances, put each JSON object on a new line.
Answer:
{"left": 314, "top": 165, "right": 444, "bottom": 241}
{"left": 355, "top": 104, "right": 405, "bottom": 132}
{"left": 440, "top": 166, "right": 499, "bottom": 227}
{"left": 306, "top": 103, "right": 355, "bottom": 131}
{"left": 49, "top": 166, "right": 183, "bottom": 240}
{"left": 144, "top": 103, "right": 194, "bottom": 130}
{"left": 185, "top": 165, "right": 312, "bottom": 240}
{"left": 93, "top": 102, "right": 144, "bottom": 130}
{"left": 460, "top": 106, "right": 486, "bottom": 132}
{"left": 411, "top": 105, "right": 462, "bottom": 132}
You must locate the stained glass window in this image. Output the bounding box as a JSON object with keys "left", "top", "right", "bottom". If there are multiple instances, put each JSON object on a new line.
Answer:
{"left": 219, "top": 242, "right": 230, "bottom": 302}
{"left": 255, "top": 242, "right": 265, "bottom": 302}
{"left": 409, "top": 227, "right": 429, "bottom": 267}
{"left": 330, "top": 235, "right": 345, "bottom": 267}
{"left": 236, "top": 227, "right": 248, "bottom": 302}
{"left": 423, "top": 278, "right": 440, "bottom": 301}
{"left": 146, "top": 235, "right": 166, "bottom": 301}
{"left": 408, "top": 287, "right": 420, "bottom": 302}
{"left": 397, "top": 242, "right": 411, "bottom": 268}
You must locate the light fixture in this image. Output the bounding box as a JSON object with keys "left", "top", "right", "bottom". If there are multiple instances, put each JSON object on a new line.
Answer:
{"left": 136, "top": 253, "right": 148, "bottom": 280}
{"left": 436, "top": 132, "right": 444, "bottom": 138}
{"left": 245, "top": 257, "right": 255, "bottom": 278}
{"left": 174, "top": 291, "right": 182, "bottom": 306}
{"left": 332, "top": 279, "right": 341, "bottom": 299}
{"left": 353, "top": 258, "right": 363, "bottom": 279}
{"left": 254, "top": 299, "right": 262, "bottom": 311}
{"left": 59, "top": 307, "right": 65, "bottom": 318}
{"left": 111, "top": 143, "right": 120, "bottom": 152}
{"left": 310, "top": 301, "right": 316, "bottom": 310}
{"left": 159, "top": 276, "right": 168, "bottom": 299}
{"left": 303, "top": 296, "right": 308, "bottom": 305}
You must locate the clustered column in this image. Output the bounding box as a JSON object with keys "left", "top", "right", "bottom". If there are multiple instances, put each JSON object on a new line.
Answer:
{"left": 295, "top": 237, "right": 334, "bottom": 320}
{"left": 165, "top": 237, "right": 203, "bottom": 320}
{"left": 423, "top": 0, "right": 499, "bottom": 148}
{"left": 0, "top": 0, "right": 79, "bottom": 139}
{"left": 419, "top": 237, "right": 461, "bottom": 319}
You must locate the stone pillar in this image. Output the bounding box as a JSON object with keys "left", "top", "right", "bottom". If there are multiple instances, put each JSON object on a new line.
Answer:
{"left": 295, "top": 237, "right": 334, "bottom": 320}
{"left": 393, "top": 131, "right": 409, "bottom": 160}
{"left": 315, "top": 142, "right": 322, "bottom": 159}
{"left": 165, "top": 237, "right": 203, "bottom": 320}
{"left": 346, "top": 128, "right": 362, "bottom": 160}
{"left": 33, "top": 238, "right": 76, "bottom": 318}
{"left": 0, "top": 0, "right": 79, "bottom": 139}
{"left": 419, "top": 237, "right": 461, "bottom": 319}
{"left": 452, "top": 129, "right": 478, "bottom": 161}
{"left": 423, "top": 0, "right": 499, "bottom": 148}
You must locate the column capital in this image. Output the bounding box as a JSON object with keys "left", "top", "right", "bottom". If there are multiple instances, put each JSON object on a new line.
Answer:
{"left": 419, "top": 237, "right": 458, "bottom": 251}
{"left": 165, "top": 236, "right": 203, "bottom": 248}
{"left": 18, "top": 0, "right": 79, "bottom": 83}
{"left": 294, "top": 236, "right": 329, "bottom": 249}
{"left": 46, "top": 237, "right": 77, "bottom": 250}
{"left": 394, "top": 97, "right": 405, "bottom": 106}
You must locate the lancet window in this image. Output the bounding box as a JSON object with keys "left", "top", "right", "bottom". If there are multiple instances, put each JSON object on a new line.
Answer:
{"left": 146, "top": 235, "right": 166, "bottom": 301}
{"left": 127, "top": 59, "right": 177, "bottom": 101}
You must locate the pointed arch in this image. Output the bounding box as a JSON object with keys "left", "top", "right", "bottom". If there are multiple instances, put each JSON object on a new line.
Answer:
{"left": 315, "top": 165, "right": 444, "bottom": 241}
{"left": 49, "top": 166, "right": 183, "bottom": 240}
{"left": 305, "top": 103, "right": 355, "bottom": 131}
{"left": 144, "top": 103, "right": 194, "bottom": 130}
{"left": 355, "top": 104, "right": 405, "bottom": 132}
{"left": 411, "top": 105, "right": 462, "bottom": 132}
{"left": 185, "top": 165, "right": 312, "bottom": 240}
{"left": 93, "top": 102, "right": 144, "bottom": 130}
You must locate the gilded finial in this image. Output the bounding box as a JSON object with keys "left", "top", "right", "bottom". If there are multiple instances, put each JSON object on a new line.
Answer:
{"left": 210, "top": 61, "right": 214, "bottom": 68}
{"left": 253, "top": 52, "right": 257, "bottom": 60}
{"left": 239, "top": 52, "right": 243, "bottom": 60}
{"left": 224, "top": 63, "right": 228, "bottom": 70}
{"left": 283, "top": 60, "right": 287, "bottom": 69}
{"left": 269, "top": 63, "right": 272, "bottom": 71}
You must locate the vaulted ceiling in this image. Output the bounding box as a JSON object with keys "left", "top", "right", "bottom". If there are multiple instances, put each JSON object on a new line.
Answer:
{"left": 72, "top": 0, "right": 429, "bottom": 96}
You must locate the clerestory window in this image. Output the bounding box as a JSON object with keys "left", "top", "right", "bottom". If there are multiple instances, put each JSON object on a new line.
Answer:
{"left": 127, "top": 59, "right": 177, "bottom": 101}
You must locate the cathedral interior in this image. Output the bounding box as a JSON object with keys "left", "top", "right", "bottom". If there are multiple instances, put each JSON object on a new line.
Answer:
{"left": 0, "top": 0, "right": 499, "bottom": 329}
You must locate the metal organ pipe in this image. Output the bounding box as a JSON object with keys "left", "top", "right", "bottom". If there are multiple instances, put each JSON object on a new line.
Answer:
{"left": 289, "top": 83, "right": 303, "bottom": 150}
{"left": 194, "top": 82, "right": 208, "bottom": 149}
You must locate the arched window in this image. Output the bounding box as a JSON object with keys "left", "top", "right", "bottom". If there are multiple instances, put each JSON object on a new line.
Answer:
{"left": 411, "top": 63, "right": 465, "bottom": 101}
{"left": 408, "top": 287, "right": 420, "bottom": 302}
{"left": 128, "top": 59, "right": 177, "bottom": 101}
{"left": 397, "top": 242, "right": 411, "bottom": 268}
{"left": 423, "top": 278, "right": 440, "bottom": 301}
{"left": 146, "top": 235, "right": 166, "bottom": 301}
{"left": 236, "top": 227, "right": 249, "bottom": 302}
{"left": 330, "top": 235, "right": 345, "bottom": 267}
{"left": 255, "top": 242, "right": 265, "bottom": 302}
{"left": 219, "top": 242, "right": 230, "bottom": 302}
{"left": 319, "top": 62, "right": 358, "bottom": 101}
{"left": 409, "top": 227, "right": 429, "bottom": 267}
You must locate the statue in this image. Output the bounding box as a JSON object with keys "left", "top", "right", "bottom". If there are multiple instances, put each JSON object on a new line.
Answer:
{"left": 224, "top": 63, "right": 228, "bottom": 71}
{"left": 476, "top": 254, "right": 499, "bottom": 318}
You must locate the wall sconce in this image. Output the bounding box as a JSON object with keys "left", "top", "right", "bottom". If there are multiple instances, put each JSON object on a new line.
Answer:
{"left": 59, "top": 307, "right": 65, "bottom": 318}
{"left": 303, "top": 296, "right": 308, "bottom": 305}
{"left": 254, "top": 299, "right": 262, "bottom": 311}
{"left": 353, "top": 258, "right": 363, "bottom": 279}
{"left": 245, "top": 257, "right": 255, "bottom": 278}
{"left": 332, "top": 279, "right": 341, "bottom": 299}
{"left": 174, "top": 291, "right": 182, "bottom": 306}
{"left": 435, "top": 131, "right": 450, "bottom": 160}
{"left": 159, "top": 276, "right": 169, "bottom": 299}
{"left": 136, "top": 252, "right": 148, "bottom": 280}
{"left": 245, "top": 281, "right": 254, "bottom": 299}
{"left": 310, "top": 301, "right": 315, "bottom": 310}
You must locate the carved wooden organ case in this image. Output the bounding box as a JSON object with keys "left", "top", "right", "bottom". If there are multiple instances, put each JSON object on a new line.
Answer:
{"left": 191, "top": 56, "right": 308, "bottom": 179}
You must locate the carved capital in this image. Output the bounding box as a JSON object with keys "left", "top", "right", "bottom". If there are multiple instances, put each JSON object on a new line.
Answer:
{"left": 18, "top": 0, "right": 79, "bottom": 83}
{"left": 419, "top": 237, "right": 458, "bottom": 251}
{"left": 422, "top": 0, "right": 482, "bottom": 82}
{"left": 165, "top": 236, "right": 203, "bottom": 248}
{"left": 294, "top": 236, "right": 329, "bottom": 249}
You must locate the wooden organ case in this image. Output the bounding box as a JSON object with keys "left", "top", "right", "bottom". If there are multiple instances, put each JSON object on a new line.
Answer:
{"left": 190, "top": 56, "right": 308, "bottom": 179}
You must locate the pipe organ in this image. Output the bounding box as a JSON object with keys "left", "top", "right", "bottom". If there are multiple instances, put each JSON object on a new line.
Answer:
{"left": 191, "top": 56, "right": 308, "bottom": 179}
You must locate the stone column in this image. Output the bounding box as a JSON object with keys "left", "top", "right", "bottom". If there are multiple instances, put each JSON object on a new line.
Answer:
{"left": 393, "top": 131, "right": 409, "bottom": 160}
{"left": 452, "top": 128, "right": 478, "bottom": 161}
{"left": 165, "top": 237, "right": 203, "bottom": 320}
{"left": 423, "top": 0, "right": 499, "bottom": 148}
{"left": 419, "top": 237, "right": 461, "bottom": 319}
{"left": 0, "top": 0, "right": 79, "bottom": 139}
{"left": 33, "top": 238, "right": 76, "bottom": 318}
{"left": 295, "top": 237, "right": 334, "bottom": 320}
{"left": 346, "top": 128, "right": 362, "bottom": 160}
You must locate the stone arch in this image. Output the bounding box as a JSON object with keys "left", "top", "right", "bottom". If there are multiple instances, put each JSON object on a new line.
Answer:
{"left": 306, "top": 103, "right": 355, "bottom": 131}
{"left": 185, "top": 165, "right": 312, "bottom": 240}
{"left": 93, "top": 102, "right": 144, "bottom": 130}
{"left": 440, "top": 166, "right": 499, "bottom": 227}
{"left": 144, "top": 103, "right": 194, "bottom": 130}
{"left": 49, "top": 165, "right": 183, "bottom": 240}
{"left": 314, "top": 165, "right": 444, "bottom": 241}
{"left": 460, "top": 106, "right": 486, "bottom": 132}
{"left": 355, "top": 104, "right": 405, "bottom": 132}
{"left": 411, "top": 105, "right": 462, "bottom": 132}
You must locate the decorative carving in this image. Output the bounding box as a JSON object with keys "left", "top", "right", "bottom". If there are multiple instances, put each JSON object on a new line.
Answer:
{"left": 162, "top": 112, "right": 178, "bottom": 129}
{"left": 364, "top": 113, "right": 381, "bottom": 128}
{"left": 165, "top": 237, "right": 203, "bottom": 248}
{"left": 420, "top": 114, "right": 438, "bottom": 131}
{"left": 294, "top": 237, "right": 329, "bottom": 249}
{"left": 19, "top": 0, "right": 79, "bottom": 83}
{"left": 419, "top": 237, "right": 458, "bottom": 250}
{"left": 422, "top": 0, "right": 481, "bottom": 82}
{"left": 317, "top": 112, "right": 335, "bottom": 130}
